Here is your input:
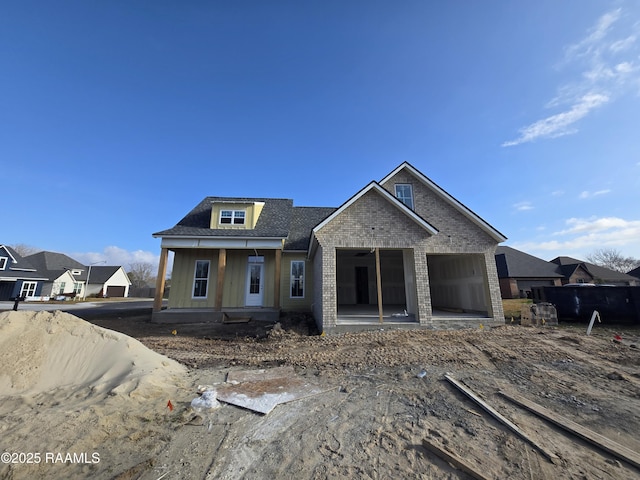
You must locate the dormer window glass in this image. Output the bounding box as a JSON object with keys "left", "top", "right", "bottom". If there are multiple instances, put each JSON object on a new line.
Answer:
{"left": 395, "top": 184, "right": 414, "bottom": 209}
{"left": 0, "top": 257, "right": 7, "bottom": 270}
{"left": 220, "top": 210, "right": 245, "bottom": 225}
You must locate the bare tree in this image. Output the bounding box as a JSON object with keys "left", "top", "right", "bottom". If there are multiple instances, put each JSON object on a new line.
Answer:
{"left": 586, "top": 248, "right": 640, "bottom": 273}
{"left": 127, "top": 261, "right": 156, "bottom": 289}
{"left": 10, "top": 244, "right": 40, "bottom": 256}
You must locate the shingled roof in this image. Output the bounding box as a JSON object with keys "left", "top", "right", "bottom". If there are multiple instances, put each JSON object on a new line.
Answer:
{"left": 153, "top": 197, "right": 294, "bottom": 239}
{"left": 550, "top": 256, "right": 639, "bottom": 283}
{"left": 24, "top": 251, "right": 86, "bottom": 281}
{"left": 495, "top": 246, "right": 563, "bottom": 278}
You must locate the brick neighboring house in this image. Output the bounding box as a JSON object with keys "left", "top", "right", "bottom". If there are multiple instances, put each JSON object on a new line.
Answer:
{"left": 495, "top": 246, "right": 563, "bottom": 299}
{"left": 152, "top": 162, "right": 507, "bottom": 333}
{"left": 550, "top": 256, "right": 640, "bottom": 286}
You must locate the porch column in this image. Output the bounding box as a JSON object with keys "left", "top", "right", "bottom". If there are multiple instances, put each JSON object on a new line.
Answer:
{"left": 274, "top": 249, "right": 281, "bottom": 309}
{"left": 375, "top": 247, "right": 384, "bottom": 323}
{"left": 153, "top": 248, "right": 169, "bottom": 312}
{"left": 215, "top": 248, "right": 226, "bottom": 310}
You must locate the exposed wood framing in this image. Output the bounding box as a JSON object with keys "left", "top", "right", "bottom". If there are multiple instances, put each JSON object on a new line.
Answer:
{"left": 215, "top": 248, "right": 226, "bottom": 310}
{"left": 274, "top": 249, "right": 281, "bottom": 309}
{"left": 153, "top": 248, "right": 169, "bottom": 312}
{"left": 375, "top": 247, "right": 383, "bottom": 323}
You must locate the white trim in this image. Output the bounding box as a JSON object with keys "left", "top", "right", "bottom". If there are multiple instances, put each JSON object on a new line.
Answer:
{"left": 380, "top": 162, "right": 507, "bottom": 242}
{"left": 192, "top": 259, "right": 210, "bottom": 299}
{"left": 159, "top": 237, "right": 284, "bottom": 249}
{"left": 290, "top": 260, "right": 305, "bottom": 299}
{"left": 0, "top": 257, "right": 7, "bottom": 270}
{"left": 313, "top": 181, "right": 438, "bottom": 235}
{"left": 394, "top": 183, "right": 414, "bottom": 209}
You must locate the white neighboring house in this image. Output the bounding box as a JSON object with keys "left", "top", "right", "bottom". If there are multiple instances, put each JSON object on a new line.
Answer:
{"left": 23, "top": 251, "right": 85, "bottom": 299}
{"left": 24, "top": 251, "right": 131, "bottom": 299}
{"left": 85, "top": 266, "right": 131, "bottom": 298}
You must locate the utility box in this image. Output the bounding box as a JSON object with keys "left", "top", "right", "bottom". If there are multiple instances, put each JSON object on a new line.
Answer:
{"left": 521, "top": 302, "right": 558, "bottom": 326}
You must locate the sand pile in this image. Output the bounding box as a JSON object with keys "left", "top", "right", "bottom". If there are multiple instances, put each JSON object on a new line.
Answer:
{"left": 0, "top": 310, "right": 187, "bottom": 400}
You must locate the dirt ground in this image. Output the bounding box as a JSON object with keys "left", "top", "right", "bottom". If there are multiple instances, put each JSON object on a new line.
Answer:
{"left": 3, "top": 311, "right": 640, "bottom": 480}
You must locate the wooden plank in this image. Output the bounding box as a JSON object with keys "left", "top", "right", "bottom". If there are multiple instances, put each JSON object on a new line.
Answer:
{"left": 153, "top": 248, "right": 169, "bottom": 312}
{"left": 274, "top": 249, "right": 281, "bottom": 309}
{"left": 422, "top": 437, "right": 492, "bottom": 480}
{"left": 444, "top": 375, "right": 558, "bottom": 464}
{"left": 215, "top": 248, "right": 226, "bottom": 310}
{"left": 375, "top": 247, "right": 383, "bottom": 323}
{"left": 500, "top": 390, "right": 640, "bottom": 470}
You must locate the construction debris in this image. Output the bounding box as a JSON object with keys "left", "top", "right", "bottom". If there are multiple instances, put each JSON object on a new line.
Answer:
{"left": 499, "top": 390, "right": 640, "bottom": 470}
{"left": 444, "top": 374, "right": 559, "bottom": 464}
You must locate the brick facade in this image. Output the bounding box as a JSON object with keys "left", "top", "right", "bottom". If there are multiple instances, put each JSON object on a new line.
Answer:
{"left": 313, "top": 168, "right": 505, "bottom": 331}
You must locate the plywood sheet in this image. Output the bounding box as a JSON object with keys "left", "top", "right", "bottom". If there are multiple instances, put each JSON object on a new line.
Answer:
{"left": 217, "top": 367, "right": 332, "bottom": 414}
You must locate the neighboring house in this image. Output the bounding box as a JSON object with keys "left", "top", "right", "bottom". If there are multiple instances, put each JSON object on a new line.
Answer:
{"left": 23, "top": 251, "right": 86, "bottom": 298}
{"left": 152, "top": 162, "right": 507, "bottom": 333}
{"left": 0, "top": 245, "right": 47, "bottom": 300}
{"left": 84, "top": 266, "right": 131, "bottom": 298}
{"left": 495, "top": 246, "right": 563, "bottom": 299}
{"left": 628, "top": 266, "right": 640, "bottom": 280}
{"left": 23, "top": 251, "right": 131, "bottom": 299}
{"left": 550, "top": 256, "right": 640, "bottom": 286}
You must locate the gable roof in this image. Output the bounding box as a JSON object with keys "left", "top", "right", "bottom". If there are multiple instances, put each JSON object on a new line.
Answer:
{"left": 153, "top": 197, "right": 293, "bottom": 239}
{"left": 0, "top": 245, "right": 48, "bottom": 281}
{"left": 495, "top": 246, "right": 563, "bottom": 278}
{"left": 628, "top": 266, "right": 640, "bottom": 279}
{"left": 24, "top": 251, "right": 86, "bottom": 281}
{"left": 86, "top": 266, "right": 130, "bottom": 285}
{"left": 550, "top": 256, "right": 639, "bottom": 283}
{"left": 380, "top": 162, "right": 507, "bottom": 242}
{"left": 313, "top": 181, "right": 439, "bottom": 236}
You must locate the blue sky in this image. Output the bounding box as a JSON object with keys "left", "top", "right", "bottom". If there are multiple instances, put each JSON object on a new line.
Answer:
{"left": 2, "top": 1, "right": 640, "bottom": 270}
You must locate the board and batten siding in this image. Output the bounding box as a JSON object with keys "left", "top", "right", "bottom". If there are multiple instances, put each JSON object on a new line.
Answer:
{"left": 169, "top": 249, "right": 219, "bottom": 308}
{"left": 169, "top": 248, "right": 279, "bottom": 309}
{"left": 280, "top": 252, "right": 314, "bottom": 311}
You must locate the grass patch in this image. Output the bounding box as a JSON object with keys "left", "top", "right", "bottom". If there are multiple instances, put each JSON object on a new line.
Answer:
{"left": 502, "top": 298, "right": 532, "bottom": 320}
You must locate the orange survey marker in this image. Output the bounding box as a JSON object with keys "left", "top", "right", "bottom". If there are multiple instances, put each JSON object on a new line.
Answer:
{"left": 167, "top": 400, "right": 174, "bottom": 412}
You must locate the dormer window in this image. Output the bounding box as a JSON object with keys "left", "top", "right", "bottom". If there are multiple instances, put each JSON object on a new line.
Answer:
{"left": 220, "top": 209, "right": 246, "bottom": 225}
{"left": 0, "top": 257, "right": 7, "bottom": 270}
{"left": 395, "top": 184, "right": 414, "bottom": 209}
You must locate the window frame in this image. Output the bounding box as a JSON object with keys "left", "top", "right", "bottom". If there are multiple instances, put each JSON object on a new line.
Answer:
{"left": 0, "top": 257, "right": 7, "bottom": 269}
{"left": 394, "top": 184, "right": 414, "bottom": 209}
{"left": 219, "top": 209, "right": 246, "bottom": 225}
{"left": 290, "top": 260, "right": 305, "bottom": 299}
{"left": 20, "top": 281, "right": 37, "bottom": 298}
{"left": 192, "top": 260, "right": 210, "bottom": 299}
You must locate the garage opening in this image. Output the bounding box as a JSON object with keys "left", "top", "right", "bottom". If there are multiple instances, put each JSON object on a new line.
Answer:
{"left": 336, "top": 249, "right": 417, "bottom": 324}
{"left": 426, "top": 254, "right": 491, "bottom": 318}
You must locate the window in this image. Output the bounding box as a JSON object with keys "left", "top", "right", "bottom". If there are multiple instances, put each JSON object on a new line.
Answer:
{"left": 193, "top": 260, "right": 210, "bottom": 298}
{"left": 0, "top": 257, "right": 7, "bottom": 269}
{"left": 73, "top": 283, "right": 82, "bottom": 294}
{"left": 58, "top": 282, "right": 66, "bottom": 294}
{"left": 395, "top": 184, "right": 414, "bottom": 209}
{"left": 290, "top": 261, "right": 305, "bottom": 298}
{"left": 20, "top": 281, "right": 37, "bottom": 298}
{"left": 220, "top": 210, "right": 245, "bottom": 225}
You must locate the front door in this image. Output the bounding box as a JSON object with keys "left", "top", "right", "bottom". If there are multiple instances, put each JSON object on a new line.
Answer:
{"left": 245, "top": 256, "right": 264, "bottom": 306}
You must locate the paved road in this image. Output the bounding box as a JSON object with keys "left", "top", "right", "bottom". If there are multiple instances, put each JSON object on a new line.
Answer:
{"left": 0, "top": 299, "right": 163, "bottom": 319}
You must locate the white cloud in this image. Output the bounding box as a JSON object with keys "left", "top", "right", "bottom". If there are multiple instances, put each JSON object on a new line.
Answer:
{"left": 503, "top": 8, "right": 640, "bottom": 147}
{"left": 578, "top": 189, "right": 611, "bottom": 199}
{"left": 69, "top": 246, "right": 162, "bottom": 271}
{"left": 513, "top": 201, "right": 534, "bottom": 211}
{"left": 512, "top": 216, "right": 640, "bottom": 259}
{"left": 551, "top": 190, "right": 565, "bottom": 196}
{"left": 502, "top": 93, "right": 609, "bottom": 146}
